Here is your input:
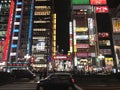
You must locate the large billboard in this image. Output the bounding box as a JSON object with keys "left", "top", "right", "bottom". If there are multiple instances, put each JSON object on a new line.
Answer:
{"left": 90, "top": 0, "right": 107, "bottom": 5}
{"left": 72, "top": 0, "right": 90, "bottom": 5}
{"left": 112, "top": 18, "right": 120, "bottom": 33}
{"left": 95, "top": 6, "right": 109, "bottom": 13}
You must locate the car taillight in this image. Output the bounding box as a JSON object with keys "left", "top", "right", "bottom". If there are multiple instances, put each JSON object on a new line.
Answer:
{"left": 71, "top": 78, "right": 75, "bottom": 83}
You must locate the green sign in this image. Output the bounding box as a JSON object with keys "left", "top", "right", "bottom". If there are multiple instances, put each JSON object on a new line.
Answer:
{"left": 72, "top": 0, "right": 90, "bottom": 5}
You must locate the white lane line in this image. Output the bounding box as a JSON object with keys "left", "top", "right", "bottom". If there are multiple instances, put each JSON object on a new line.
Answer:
{"left": 74, "top": 84, "right": 84, "bottom": 90}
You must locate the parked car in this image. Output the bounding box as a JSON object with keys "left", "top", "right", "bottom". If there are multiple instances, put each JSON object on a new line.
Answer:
{"left": 12, "top": 69, "right": 36, "bottom": 80}
{"left": 36, "top": 72, "right": 75, "bottom": 90}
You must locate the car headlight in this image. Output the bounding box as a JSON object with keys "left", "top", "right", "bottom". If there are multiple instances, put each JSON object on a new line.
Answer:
{"left": 37, "top": 81, "right": 40, "bottom": 83}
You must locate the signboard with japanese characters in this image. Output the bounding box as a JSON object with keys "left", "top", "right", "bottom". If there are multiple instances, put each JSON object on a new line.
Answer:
{"left": 95, "top": 6, "right": 109, "bottom": 13}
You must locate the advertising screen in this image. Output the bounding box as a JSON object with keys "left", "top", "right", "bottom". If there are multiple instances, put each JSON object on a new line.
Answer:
{"left": 112, "top": 18, "right": 120, "bottom": 33}
{"left": 36, "top": 40, "right": 45, "bottom": 51}
{"left": 95, "top": 6, "right": 109, "bottom": 13}
{"left": 72, "top": 0, "right": 89, "bottom": 5}
{"left": 90, "top": 0, "right": 107, "bottom": 5}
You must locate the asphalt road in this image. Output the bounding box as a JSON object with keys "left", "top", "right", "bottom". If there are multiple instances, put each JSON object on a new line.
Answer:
{"left": 0, "top": 79, "right": 36, "bottom": 90}
{"left": 0, "top": 79, "right": 83, "bottom": 90}
{"left": 0, "top": 78, "right": 120, "bottom": 90}
{"left": 79, "top": 83, "right": 120, "bottom": 90}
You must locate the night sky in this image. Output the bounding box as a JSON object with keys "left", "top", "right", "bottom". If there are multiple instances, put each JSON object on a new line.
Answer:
{"left": 54, "top": 0, "right": 70, "bottom": 54}
{"left": 107, "top": 0, "right": 120, "bottom": 8}
{"left": 54, "top": 0, "right": 120, "bottom": 54}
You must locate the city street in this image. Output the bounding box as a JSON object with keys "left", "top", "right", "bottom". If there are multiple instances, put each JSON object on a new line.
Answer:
{"left": 0, "top": 79, "right": 83, "bottom": 90}
{"left": 79, "top": 83, "right": 120, "bottom": 90}
{"left": 0, "top": 78, "right": 120, "bottom": 90}
{"left": 0, "top": 79, "right": 36, "bottom": 90}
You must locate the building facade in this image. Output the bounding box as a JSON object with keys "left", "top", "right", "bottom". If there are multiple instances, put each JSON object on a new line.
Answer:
{"left": 110, "top": 4, "right": 120, "bottom": 69}
{"left": 32, "top": 0, "right": 53, "bottom": 68}
{"left": 0, "top": 0, "right": 118, "bottom": 72}
{"left": 0, "top": 0, "right": 11, "bottom": 70}
{"left": 1, "top": 0, "right": 54, "bottom": 70}
{"left": 0, "top": 0, "right": 11, "bottom": 61}
{"left": 71, "top": 0, "right": 116, "bottom": 72}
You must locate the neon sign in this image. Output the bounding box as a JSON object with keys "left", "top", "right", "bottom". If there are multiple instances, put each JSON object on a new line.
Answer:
{"left": 90, "top": 0, "right": 107, "bottom": 5}
{"left": 95, "top": 6, "right": 109, "bottom": 13}
{"left": 3, "top": 0, "right": 15, "bottom": 61}
{"left": 98, "top": 32, "right": 109, "bottom": 38}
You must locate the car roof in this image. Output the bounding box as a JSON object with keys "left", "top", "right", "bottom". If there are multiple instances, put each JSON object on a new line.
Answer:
{"left": 49, "top": 72, "right": 72, "bottom": 76}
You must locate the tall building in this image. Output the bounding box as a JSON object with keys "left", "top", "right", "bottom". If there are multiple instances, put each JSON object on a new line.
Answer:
{"left": 71, "top": 1, "right": 97, "bottom": 71}
{"left": 32, "top": 0, "right": 53, "bottom": 68}
{"left": 110, "top": 4, "right": 120, "bottom": 69}
{"left": 71, "top": 0, "right": 116, "bottom": 71}
{"left": 0, "top": 0, "right": 118, "bottom": 72}
{"left": 0, "top": 0, "right": 11, "bottom": 61}
{"left": 1, "top": 0, "right": 54, "bottom": 70}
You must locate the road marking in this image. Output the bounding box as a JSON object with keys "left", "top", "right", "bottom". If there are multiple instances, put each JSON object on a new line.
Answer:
{"left": 74, "top": 84, "right": 84, "bottom": 90}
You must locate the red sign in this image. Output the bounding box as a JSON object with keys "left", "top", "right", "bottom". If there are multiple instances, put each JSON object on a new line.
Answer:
{"left": 3, "top": 0, "right": 15, "bottom": 61}
{"left": 98, "top": 32, "right": 109, "bottom": 38}
{"left": 95, "top": 6, "right": 109, "bottom": 13}
{"left": 52, "top": 54, "right": 72, "bottom": 60}
{"left": 90, "top": 0, "right": 107, "bottom": 5}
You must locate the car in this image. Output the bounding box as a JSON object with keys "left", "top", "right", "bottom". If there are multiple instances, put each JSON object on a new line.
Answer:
{"left": 12, "top": 69, "right": 36, "bottom": 80}
{"left": 36, "top": 72, "right": 75, "bottom": 90}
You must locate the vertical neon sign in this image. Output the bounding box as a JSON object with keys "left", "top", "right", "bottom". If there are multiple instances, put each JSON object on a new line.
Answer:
{"left": 3, "top": 0, "right": 15, "bottom": 61}
{"left": 73, "top": 19, "right": 77, "bottom": 66}
{"left": 69, "top": 21, "right": 73, "bottom": 53}
{"left": 27, "top": 0, "right": 34, "bottom": 55}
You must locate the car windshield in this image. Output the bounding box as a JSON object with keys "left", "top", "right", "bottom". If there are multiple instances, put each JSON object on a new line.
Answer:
{"left": 47, "top": 73, "right": 71, "bottom": 81}
{"left": 55, "top": 75, "right": 69, "bottom": 79}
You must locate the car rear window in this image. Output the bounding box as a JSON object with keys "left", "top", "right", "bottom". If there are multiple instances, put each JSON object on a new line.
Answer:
{"left": 51, "top": 74, "right": 71, "bottom": 81}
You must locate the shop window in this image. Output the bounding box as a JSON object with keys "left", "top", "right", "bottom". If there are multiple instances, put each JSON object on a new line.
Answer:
{"left": 99, "top": 40, "right": 111, "bottom": 46}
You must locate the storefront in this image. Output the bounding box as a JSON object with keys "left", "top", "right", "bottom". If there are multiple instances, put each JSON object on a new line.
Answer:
{"left": 51, "top": 54, "right": 72, "bottom": 71}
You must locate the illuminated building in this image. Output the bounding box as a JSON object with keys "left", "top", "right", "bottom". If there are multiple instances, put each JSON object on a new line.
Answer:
{"left": 71, "top": 0, "right": 97, "bottom": 70}
{"left": 0, "top": 0, "right": 11, "bottom": 61}
{"left": 1, "top": 0, "right": 117, "bottom": 72}
{"left": 113, "top": 20, "right": 120, "bottom": 69}
{"left": 1, "top": 0, "right": 54, "bottom": 70}
{"left": 72, "top": 6, "right": 97, "bottom": 70}
{"left": 18, "top": 0, "right": 33, "bottom": 58}
{"left": 109, "top": 4, "right": 120, "bottom": 69}
{"left": 32, "top": 0, "right": 53, "bottom": 68}
{"left": 96, "top": 11, "right": 116, "bottom": 68}
{"left": 8, "top": 0, "right": 25, "bottom": 61}
{"left": 71, "top": 0, "right": 116, "bottom": 71}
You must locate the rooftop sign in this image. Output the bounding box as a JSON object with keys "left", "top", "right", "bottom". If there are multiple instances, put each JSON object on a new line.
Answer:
{"left": 72, "top": 0, "right": 90, "bottom": 5}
